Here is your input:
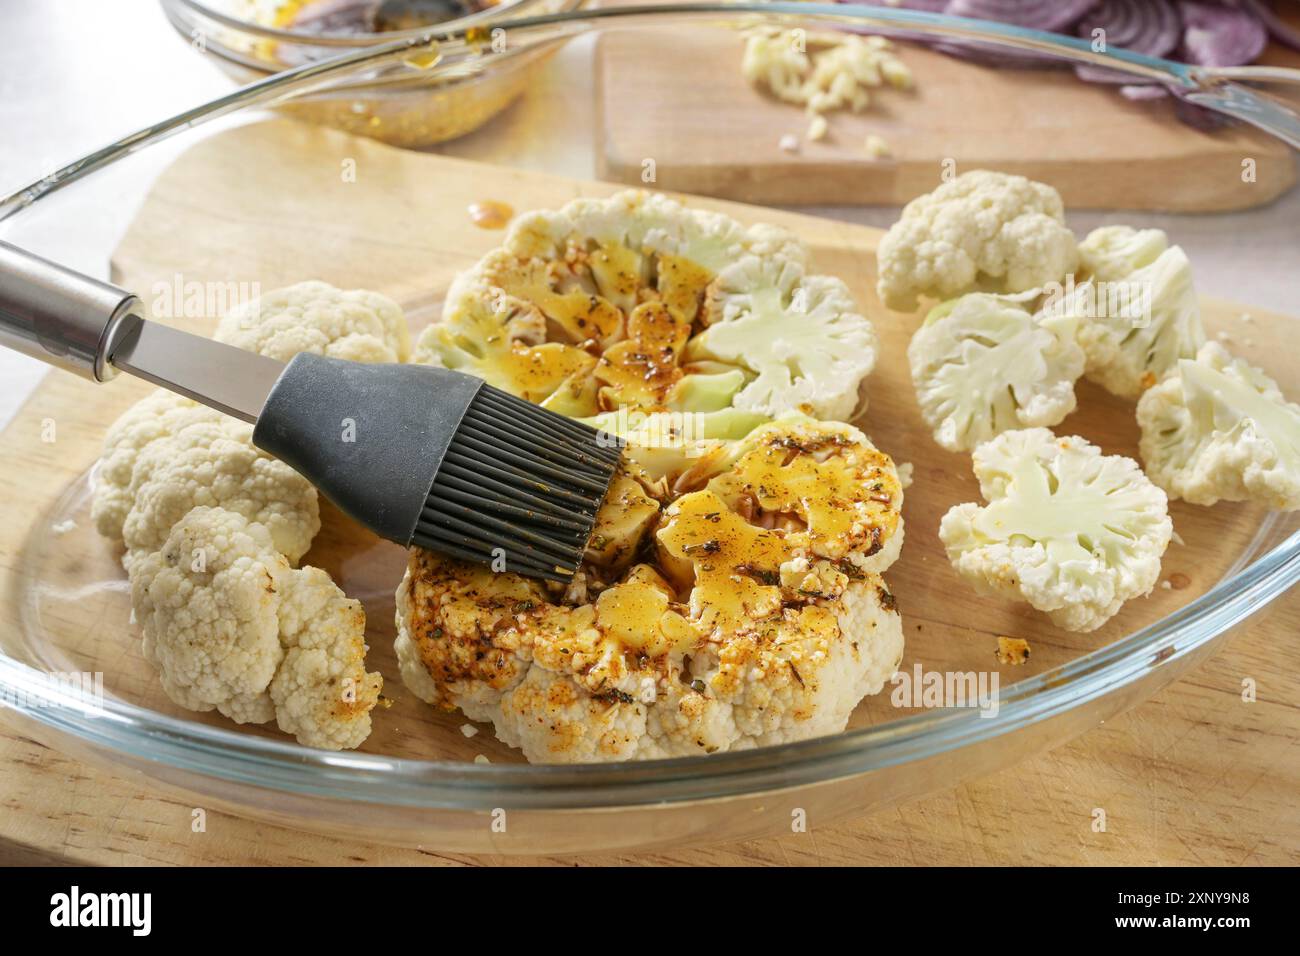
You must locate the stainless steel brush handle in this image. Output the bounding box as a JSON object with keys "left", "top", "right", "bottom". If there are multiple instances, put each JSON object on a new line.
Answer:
{"left": 0, "top": 240, "right": 142, "bottom": 382}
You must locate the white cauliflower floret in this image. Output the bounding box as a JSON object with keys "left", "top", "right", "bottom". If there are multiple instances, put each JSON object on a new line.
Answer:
{"left": 875, "top": 170, "right": 1078, "bottom": 312}
{"left": 908, "top": 291, "right": 1085, "bottom": 452}
{"left": 1137, "top": 342, "right": 1300, "bottom": 510}
{"left": 215, "top": 280, "right": 411, "bottom": 363}
{"left": 131, "top": 507, "right": 382, "bottom": 749}
{"left": 130, "top": 507, "right": 288, "bottom": 723}
{"left": 1077, "top": 224, "right": 1168, "bottom": 282}
{"left": 939, "top": 428, "right": 1171, "bottom": 632}
{"left": 1051, "top": 238, "right": 1205, "bottom": 399}
{"left": 686, "top": 258, "right": 878, "bottom": 421}
{"left": 415, "top": 190, "right": 876, "bottom": 421}
{"left": 92, "top": 391, "right": 226, "bottom": 540}
{"left": 123, "top": 435, "right": 319, "bottom": 565}
{"left": 270, "top": 565, "right": 383, "bottom": 750}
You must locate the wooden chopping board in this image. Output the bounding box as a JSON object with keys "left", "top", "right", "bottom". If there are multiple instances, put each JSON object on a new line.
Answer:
{"left": 595, "top": 25, "right": 1299, "bottom": 211}
{"left": 0, "top": 121, "right": 1297, "bottom": 859}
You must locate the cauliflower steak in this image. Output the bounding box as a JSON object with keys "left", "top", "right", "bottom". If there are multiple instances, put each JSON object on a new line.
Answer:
{"left": 413, "top": 190, "right": 879, "bottom": 422}
{"left": 396, "top": 418, "right": 905, "bottom": 763}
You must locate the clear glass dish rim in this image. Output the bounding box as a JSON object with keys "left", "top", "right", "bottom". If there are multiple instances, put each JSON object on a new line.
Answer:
{"left": 163, "top": 0, "right": 559, "bottom": 46}
{"left": 1, "top": 2, "right": 1296, "bottom": 812}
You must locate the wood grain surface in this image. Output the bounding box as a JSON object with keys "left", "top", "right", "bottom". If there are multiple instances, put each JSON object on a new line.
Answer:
{"left": 0, "top": 121, "right": 1295, "bottom": 864}
{"left": 595, "top": 23, "right": 1300, "bottom": 210}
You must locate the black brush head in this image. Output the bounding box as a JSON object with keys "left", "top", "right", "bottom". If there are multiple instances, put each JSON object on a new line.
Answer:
{"left": 252, "top": 355, "right": 620, "bottom": 584}
{"left": 412, "top": 385, "right": 621, "bottom": 582}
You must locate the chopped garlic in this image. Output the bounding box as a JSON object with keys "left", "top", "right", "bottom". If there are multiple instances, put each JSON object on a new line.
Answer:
{"left": 864, "top": 134, "right": 892, "bottom": 158}
{"left": 779, "top": 133, "right": 800, "bottom": 152}
{"left": 461, "top": 723, "right": 479, "bottom": 738}
{"left": 807, "top": 114, "right": 829, "bottom": 141}
{"left": 742, "top": 28, "right": 914, "bottom": 126}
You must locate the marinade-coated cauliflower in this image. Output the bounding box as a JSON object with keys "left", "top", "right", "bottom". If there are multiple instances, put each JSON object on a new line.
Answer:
{"left": 908, "top": 291, "right": 1085, "bottom": 452}
{"left": 1137, "top": 343, "right": 1300, "bottom": 510}
{"left": 395, "top": 417, "right": 905, "bottom": 763}
{"left": 1049, "top": 237, "right": 1205, "bottom": 400}
{"left": 939, "top": 428, "right": 1171, "bottom": 632}
{"left": 875, "top": 170, "right": 1078, "bottom": 312}
{"left": 413, "top": 190, "right": 878, "bottom": 421}
{"left": 214, "top": 279, "right": 411, "bottom": 363}
{"left": 131, "top": 507, "right": 382, "bottom": 749}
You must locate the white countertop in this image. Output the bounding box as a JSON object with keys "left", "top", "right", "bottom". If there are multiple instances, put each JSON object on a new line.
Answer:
{"left": 3, "top": 0, "right": 1297, "bottom": 429}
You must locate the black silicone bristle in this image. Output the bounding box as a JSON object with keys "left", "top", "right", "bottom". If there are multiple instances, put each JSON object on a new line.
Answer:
{"left": 411, "top": 385, "right": 622, "bottom": 582}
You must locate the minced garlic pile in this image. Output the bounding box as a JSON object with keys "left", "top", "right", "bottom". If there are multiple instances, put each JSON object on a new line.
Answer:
{"left": 741, "top": 27, "right": 912, "bottom": 151}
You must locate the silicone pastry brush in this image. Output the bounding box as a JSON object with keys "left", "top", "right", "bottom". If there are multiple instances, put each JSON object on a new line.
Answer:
{"left": 0, "top": 241, "right": 619, "bottom": 582}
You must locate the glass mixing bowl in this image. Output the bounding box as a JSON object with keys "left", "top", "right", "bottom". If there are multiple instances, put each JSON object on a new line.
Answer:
{"left": 0, "top": 3, "right": 1296, "bottom": 854}
{"left": 159, "top": 0, "right": 584, "bottom": 146}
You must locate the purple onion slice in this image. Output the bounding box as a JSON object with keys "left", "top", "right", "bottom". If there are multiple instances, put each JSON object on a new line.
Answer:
{"left": 1178, "top": 0, "right": 1268, "bottom": 65}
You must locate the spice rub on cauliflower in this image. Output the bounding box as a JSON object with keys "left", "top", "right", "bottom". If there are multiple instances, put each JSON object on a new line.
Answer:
{"left": 395, "top": 418, "right": 906, "bottom": 763}
{"left": 413, "top": 190, "right": 879, "bottom": 423}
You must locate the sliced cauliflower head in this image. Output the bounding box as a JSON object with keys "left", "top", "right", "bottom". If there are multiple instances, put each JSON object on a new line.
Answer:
{"left": 123, "top": 435, "right": 320, "bottom": 565}
{"left": 939, "top": 428, "right": 1171, "bottom": 632}
{"left": 1054, "top": 241, "right": 1205, "bottom": 400}
{"left": 908, "top": 292, "right": 1085, "bottom": 452}
{"left": 395, "top": 552, "right": 902, "bottom": 763}
{"left": 415, "top": 190, "right": 876, "bottom": 421}
{"left": 131, "top": 507, "right": 382, "bottom": 749}
{"left": 395, "top": 417, "right": 905, "bottom": 763}
{"left": 92, "top": 391, "right": 227, "bottom": 540}
{"left": 215, "top": 280, "right": 411, "bottom": 363}
{"left": 875, "top": 170, "right": 1078, "bottom": 312}
{"left": 1137, "top": 342, "right": 1300, "bottom": 510}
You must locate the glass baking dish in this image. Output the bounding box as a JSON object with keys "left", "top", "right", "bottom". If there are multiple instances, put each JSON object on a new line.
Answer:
{"left": 0, "top": 3, "right": 1296, "bottom": 854}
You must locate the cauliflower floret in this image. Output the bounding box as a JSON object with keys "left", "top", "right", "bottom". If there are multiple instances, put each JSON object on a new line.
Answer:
{"left": 908, "top": 291, "right": 1085, "bottom": 452}
{"left": 415, "top": 190, "right": 876, "bottom": 421}
{"left": 939, "top": 428, "right": 1172, "bottom": 632}
{"left": 1050, "top": 239, "right": 1205, "bottom": 399}
{"left": 215, "top": 280, "right": 411, "bottom": 363}
{"left": 270, "top": 565, "right": 383, "bottom": 750}
{"left": 123, "top": 435, "right": 319, "bottom": 565}
{"left": 686, "top": 258, "right": 878, "bottom": 421}
{"left": 92, "top": 391, "right": 226, "bottom": 540}
{"left": 1137, "top": 342, "right": 1300, "bottom": 510}
{"left": 1077, "top": 224, "right": 1168, "bottom": 282}
{"left": 875, "top": 170, "right": 1078, "bottom": 312}
{"left": 131, "top": 507, "right": 382, "bottom": 749}
{"left": 130, "top": 507, "right": 288, "bottom": 723}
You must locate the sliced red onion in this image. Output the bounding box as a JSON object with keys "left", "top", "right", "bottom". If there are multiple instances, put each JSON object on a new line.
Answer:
{"left": 946, "top": 0, "right": 1100, "bottom": 33}
{"left": 1178, "top": 0, "right": 1268, "bottom": 65}
{"left": 1072, "top": 0, "right": 1181, "bottom": 83}
{"left": 1076, "top": 0, "right": 1182, "bottom": 56}
{"left": 1121, "top": 82, "right": 1171, "bottom": 99}
{"left": 1236, "top": 0, "right": 1300, "bottom": 51}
